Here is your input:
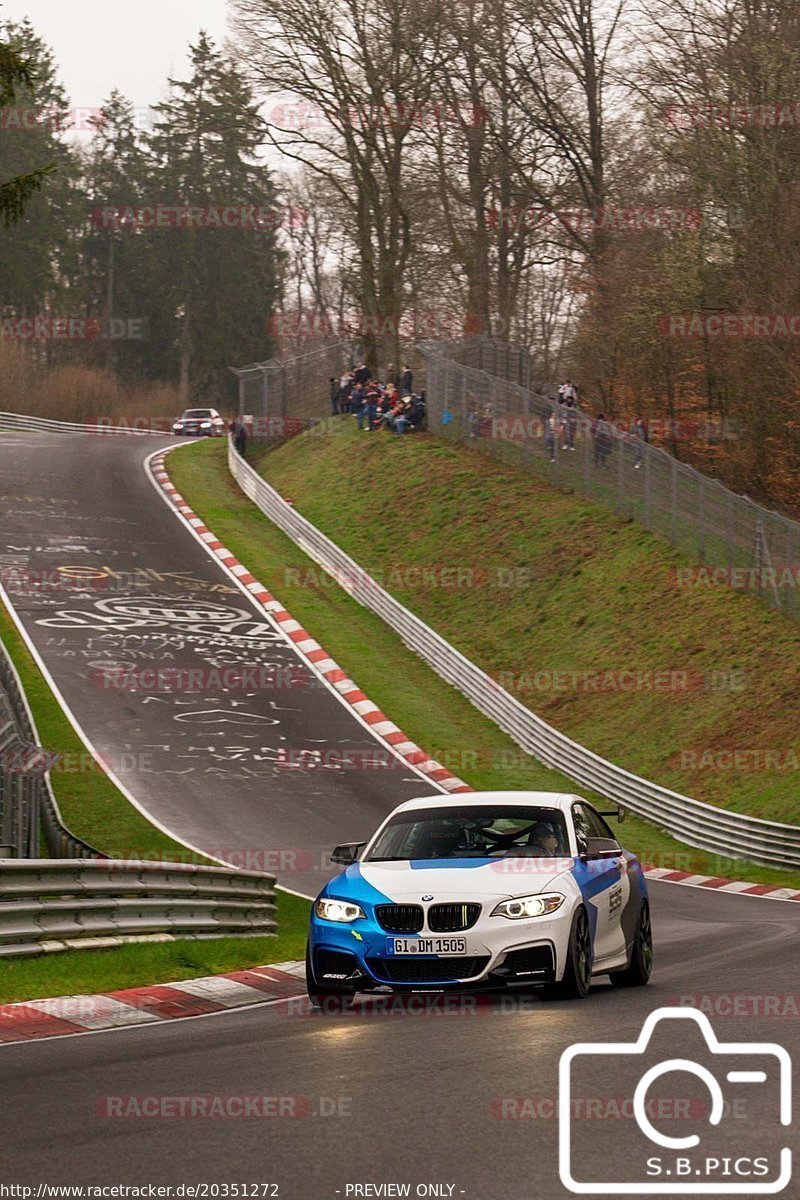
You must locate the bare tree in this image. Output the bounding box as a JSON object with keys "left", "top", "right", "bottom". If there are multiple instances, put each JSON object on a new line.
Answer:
{"left": 230, "top": 0, "right": 448, "bottom": 368}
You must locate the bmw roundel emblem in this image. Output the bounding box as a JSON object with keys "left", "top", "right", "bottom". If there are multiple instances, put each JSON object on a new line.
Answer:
{"left": 422, "top": 894, "right": 434, "bottom": 901}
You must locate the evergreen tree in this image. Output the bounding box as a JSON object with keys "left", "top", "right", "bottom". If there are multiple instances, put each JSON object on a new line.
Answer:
{"left": 0, "top": 24, "right": 56, "bottom": 225}
{"left": 81, "top": 90, "right": 155, "bottom": 377}
{"left": 145, "top": 32, "right": 282, "bottom": 400}
{"left": 0, "top": 19, "right": 74, "bottom": 312}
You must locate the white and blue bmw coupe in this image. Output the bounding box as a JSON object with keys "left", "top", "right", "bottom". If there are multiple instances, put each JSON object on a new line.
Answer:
{"left": 306, "top": 791, "right": 653, "bottom": 1004}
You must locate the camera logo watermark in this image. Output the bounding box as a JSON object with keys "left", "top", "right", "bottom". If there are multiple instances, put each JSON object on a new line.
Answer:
{"left": 559, "top": 1007, "right": 791, "bottom": 1194}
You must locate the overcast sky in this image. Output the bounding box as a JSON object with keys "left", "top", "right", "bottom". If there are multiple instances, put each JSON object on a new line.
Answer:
{"left": 3, "top": 0, "right": 234, "bottom": 114}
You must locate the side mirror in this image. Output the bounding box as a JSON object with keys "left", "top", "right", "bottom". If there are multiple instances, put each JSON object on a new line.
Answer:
{"left": 580, "top": 836, "right": 622, "bottom": 860}
{"left": 598, "top": 806, "right": 627, "bottom": 823}
{"left": 331, "top": 841, "right": 365, "bottom": 866}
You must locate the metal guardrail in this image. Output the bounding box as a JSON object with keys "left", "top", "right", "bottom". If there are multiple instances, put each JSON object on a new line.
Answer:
{"left": 0, "top": 631, "right": 100, "bottom": 860}
{"left": 0, "top": 860, "right": 276, "bottom": 957}
{"left": 0, "top": 411, "right": 164, "bottom": 435}
{"left": 418, "top": 343, "right": 800, "bottom": 622}
{"left": 227, "top": 437, "right": 800, "bottom": 870}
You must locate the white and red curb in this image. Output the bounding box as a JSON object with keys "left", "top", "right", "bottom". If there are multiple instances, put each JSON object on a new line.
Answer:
{"left": 149, "top": 449, "right": 472, "bottom": 796}
{"left": 0, "top": 961, "right": 306, "bottom": 1044}
{"left": 641, "top": 864, "right": 800, "bottom": 901}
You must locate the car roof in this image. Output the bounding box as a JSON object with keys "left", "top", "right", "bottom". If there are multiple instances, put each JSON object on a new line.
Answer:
{"left": 390, "top": 791, "right": 583, "bottom": 815}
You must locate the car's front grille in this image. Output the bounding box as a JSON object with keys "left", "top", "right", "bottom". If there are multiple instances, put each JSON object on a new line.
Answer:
{"left": 427, "top": 902, "right": 481, "bottom": 932}
{"left": 375, "top": 904, "right": 424, "bottom": 933}
{"left": 500, "top": 945, "right": 555, "bottom": 978}
{"left": 366, "top": 956, "right": 490, "bottom": 984}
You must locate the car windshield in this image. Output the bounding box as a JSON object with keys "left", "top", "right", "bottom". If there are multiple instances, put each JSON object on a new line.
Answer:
{"left": 181, "top": 409, "right": 213, "bottom": 418}
{"left": 365, "top": 804, "right": 570, "bottom": 861}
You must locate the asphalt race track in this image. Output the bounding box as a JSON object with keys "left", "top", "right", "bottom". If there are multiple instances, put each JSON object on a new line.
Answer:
{"left": 1, "top": 431, "right": 798, "bottom": 1200}
{"left": 0, "top": 431, "right": 439, "bottom": 894}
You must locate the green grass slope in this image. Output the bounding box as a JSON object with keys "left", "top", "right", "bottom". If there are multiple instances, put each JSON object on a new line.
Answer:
{"left": 256, "top": 422, "right": 799, "bottom": 825}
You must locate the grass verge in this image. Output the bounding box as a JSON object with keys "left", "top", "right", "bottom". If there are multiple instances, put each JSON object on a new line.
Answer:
{"left": 167, "top": 436, "right": 800, "bottom": 890}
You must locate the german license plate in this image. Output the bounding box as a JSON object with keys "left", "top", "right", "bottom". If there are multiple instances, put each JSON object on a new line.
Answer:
{"left": 389, "top": 937, "right": 467, "bottom": 956}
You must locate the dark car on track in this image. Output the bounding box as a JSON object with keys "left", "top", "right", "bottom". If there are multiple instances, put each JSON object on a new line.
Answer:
{"left": 172, "top": 408, "right": 225, "bottom": 437}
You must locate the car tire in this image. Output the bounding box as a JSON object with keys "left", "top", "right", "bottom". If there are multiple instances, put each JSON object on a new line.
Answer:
{"left": 609, "top": 901, "right": 653, "bottom": 988}
{"left": 542, "top": 907, "right": 592, "bottom": 1001}
{"left": 305, "top": 946, "right": 355, "bottom": 1011}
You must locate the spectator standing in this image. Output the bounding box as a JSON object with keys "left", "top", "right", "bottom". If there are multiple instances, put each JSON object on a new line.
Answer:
{"left": 354, "top": 361, "right": 372, "bottom": 386}
{"left": 401, "top": 364, "right": 413, "bottom": 395}
{"left": 561, "top": 397, "right": 578, "bottom": 450}
{"left": 630, "top": 416, "right": 646, "bottom": 469}
{"left": 353, "top": 385, "right": 367, "bottom": 428}
{"left": 594, "top": 413, "right": 612, "bottom": 468}
{"left": 329, "top": 377, "right": 340, "bottom": 415}
{"left": 232, "top": 417, "right": 247, "bottom": 458}
{"left": 544, "top": 410, "right": 556, "bottom": 462}
{"left": 338, "top": 370, "right": 354, "bottom": 412}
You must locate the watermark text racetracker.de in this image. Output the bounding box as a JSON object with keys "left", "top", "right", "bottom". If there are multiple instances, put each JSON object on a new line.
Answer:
{"left": 490, "top": 668, "right": 747, "bottom": 697}
{"left": 90, "top": 664, "right": 320, "bottom": 693}
{"left": 660, "top": 313, "right": 800, "bottom": 338}
{"left": 0, "top": 317, "right": 145, "bottom": 342}
{"left": 95, "top": 1094, "right": 351, "bottom": 1119}
{"left": 672, "top": 566, "right": 800, "bottom": 591}
{"left": 282, "top": 563, "right": 532, "bottom": 592}
{"left": 90, "top": 205, "right": 307, "bottom": 231}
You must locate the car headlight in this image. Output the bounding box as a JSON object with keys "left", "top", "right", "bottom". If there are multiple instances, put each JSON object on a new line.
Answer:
{"left": 314, "top": 898, "right": 365, "bottom": 922}
{"left": 173, "top": 422, "right": 182, "bottom": 429}
{"left": 200, "top": 421, "right": 211, "bottom": 428}
{"left": 491, "top": 892, "right": 565, "bottom": 919}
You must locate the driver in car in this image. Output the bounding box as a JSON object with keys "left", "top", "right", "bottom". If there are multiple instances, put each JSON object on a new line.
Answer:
{"left": 528, "top": 821, "right": 561, "bottom": 856}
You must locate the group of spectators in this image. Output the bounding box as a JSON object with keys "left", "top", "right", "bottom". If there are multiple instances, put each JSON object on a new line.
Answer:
{"left": 330, "top": 362, "right": 426, "bottom": 434}
{"left": 543, "top": 381, "right": 650, "bottom": 469}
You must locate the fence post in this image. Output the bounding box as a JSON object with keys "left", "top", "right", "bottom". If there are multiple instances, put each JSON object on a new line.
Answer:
{"left": 583, "top": 416, "right": 592, "bottom": 497}
{"left": 552, "top": 399, "right": 560, "bottom": 484}
{"left": 643, "top": 445, "right": 652, "bottom": 527}
{"left": 261, "top": 365, "right": 269, "bottom": 421}
{"left": 698, "top": 476, "right": 706, "bottom": 561}
{"left": 788, "top": 524, "right": 796, "bottom": 619}
{"left": 617, "top": 422, "right": 625, "bottom": 513}
{"left": 670, "top": 457, "right": 678, "bottom": 545}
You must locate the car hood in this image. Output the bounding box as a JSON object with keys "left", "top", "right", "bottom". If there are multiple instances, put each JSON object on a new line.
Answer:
{"left": 327, "top": 858, "right": 575, "bottom": 905}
